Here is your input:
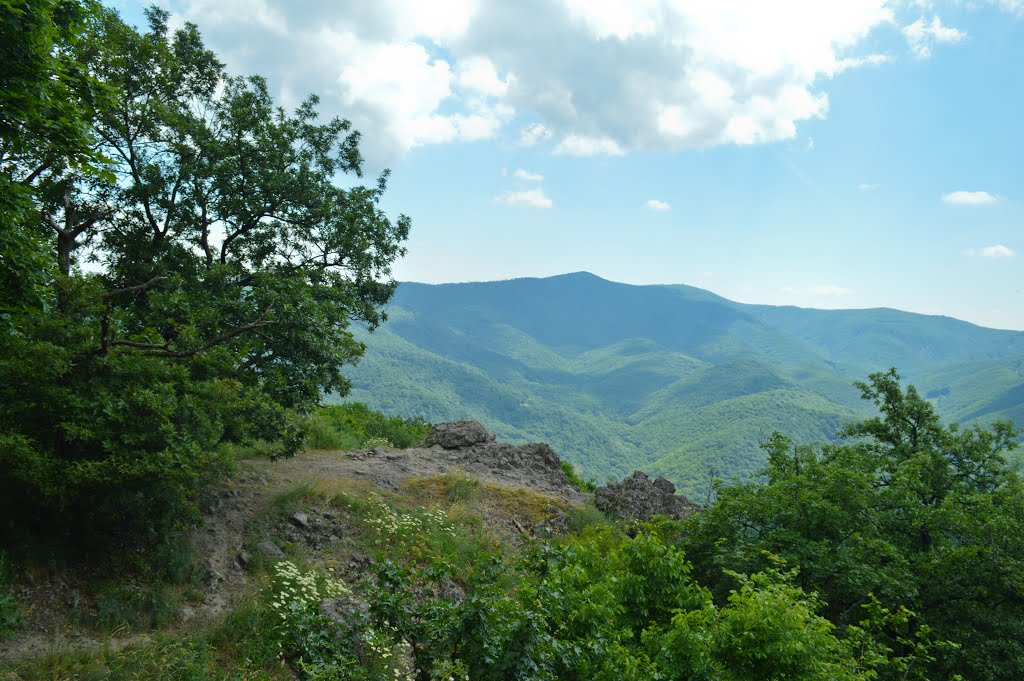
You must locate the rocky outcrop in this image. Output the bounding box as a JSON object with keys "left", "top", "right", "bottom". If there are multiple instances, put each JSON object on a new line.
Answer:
{"left": 423, "top": 420, "right": 496, "bottom": 449}
{"left": 595, "top": 470, "right": 700, "bottom": 521}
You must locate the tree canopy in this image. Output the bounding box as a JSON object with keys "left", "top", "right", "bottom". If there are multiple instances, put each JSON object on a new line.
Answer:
{"left": 681, "top": 369, "right": 1023, "bottom": 680}
{"left": 0, "top": 1, "right": 410, "bottom": 545}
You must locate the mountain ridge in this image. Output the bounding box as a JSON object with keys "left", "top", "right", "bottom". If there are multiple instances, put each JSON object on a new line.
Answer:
{"left": 342, "top": 272, "right": 1024, "bottom": 497}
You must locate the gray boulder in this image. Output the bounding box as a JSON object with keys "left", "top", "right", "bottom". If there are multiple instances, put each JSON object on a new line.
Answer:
{"left": 423, "top": 420, "right": 496, "bottom": 449}
{"left": 595, "top": 470, "right": 700, "bottom": 521}
{"left": 319, "top": 596, "right": 371, "bottom": 627}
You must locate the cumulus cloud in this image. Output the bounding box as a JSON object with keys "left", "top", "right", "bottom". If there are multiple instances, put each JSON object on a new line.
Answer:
{"left": 513, "top": 168, "right": 544, "bottom": 181}
{"left": 518, "top": 123, "right": 553, "bottom": 147}
{"left": 645, "top": 199, "right": 671, "bottom": 212}
{"left": 966, "top": 245, "right": 1015, "bottom": 258}
{"left": 163, "top": 0, "right": 928, "bottom": 162}
{"left": 902, "top": 16, "right": 966, "bottom": 59}
{"left": 858, "top": 183, "right": 881, "bottom": 190}
{"left": 493, "top": 188, "right": 553, "bottom": 209}
{"left": 942, "top": 190, "right": 998, "bottom": 205}
{"left": 836, "top": 53, "right": 891, "bottom": 72}
{"left": 554, "top": 135, "right": 624, "bottom": 157}
{"left": 783, "top": 285, "right": 855, "bottom": 296}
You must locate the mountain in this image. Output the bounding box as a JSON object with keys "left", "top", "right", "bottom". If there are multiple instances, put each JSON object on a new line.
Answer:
{"left": 339, "top": 272, "right": 1024, "bottom": 498}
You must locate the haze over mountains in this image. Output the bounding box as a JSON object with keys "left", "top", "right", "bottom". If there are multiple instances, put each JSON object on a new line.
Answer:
{"left": 342, "top": 272, "right": 1024, "bottom": 498}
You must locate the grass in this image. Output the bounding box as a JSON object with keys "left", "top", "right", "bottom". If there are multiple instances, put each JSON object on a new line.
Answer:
{"left": 441, "top": 469, "right": 483, "bottom": 504}
{"left": 0, "top": 551, "right": 20, "bottom": 640}
{"left": 10, "top": 630, "right": 288, "bottom": 681}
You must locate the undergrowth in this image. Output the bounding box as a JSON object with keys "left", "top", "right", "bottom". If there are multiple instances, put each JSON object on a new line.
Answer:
{"left": 0, "top": 551, "right": 19, "bottom": 640}
{"left": 304, "top": 403, "right": 430, "bottom": 450}
{"left": 560, "top": 460, "right": 598, "bottom": 493}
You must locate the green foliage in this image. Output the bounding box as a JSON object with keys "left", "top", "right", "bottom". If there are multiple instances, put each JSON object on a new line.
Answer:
{"left": 561, "top": 460, "right": 598, "bottom": 492}
{"left": 438, "top": 469, "right": 483, "bottom": 505}
{"left": 78, "top": 580, "right": 181, "bottom": 632}
{"left": 682, "top": 369, "right": 1022, "bottom": 680}
{"left": 0, "top": 2, "right": 409, "bottom": 548}
{"left": 11, "top": 636, "right": 236, "bottom": 681}
{"left": 0, "top": 551, "right": 19, "bottom": 639}
{"left": 314, "top": 402, "right": 430, "bottom": 449}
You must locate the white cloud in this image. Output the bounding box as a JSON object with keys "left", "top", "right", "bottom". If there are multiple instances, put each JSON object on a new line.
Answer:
{"left": 942, "top": 190, "right": 998, "bottom": 205}
{"left": 858, "top": 183, "right": 881, "bottom": 190}
{"left": 806, "top": 136, "right": 815, "bottom": 150}
{"left": 902, "top": 16, "right": 966, "bottom": 59}
{"left": 493, "top": 188, "right": 553, "bottom": 209}
{"left": 783, "top": 284, "right": 855, "bottom": 296}
{"left": 168, "top": 0, "right": 915, "bottom": 161}
{"left": 645, "top": 199, "right": 671, "bottom": 212}
{"left": 513, "top": 168, "right": 543, "bottom": 181}
{"left": 456, "top": 56, "right": 511, "bottom": 97}
{"left": 966, "top": 245, "right": 1015, "bottom": 258}
{"left": 518, "top": 123, "right": 552, "bottom": 147}
{"left": 553, "top": 135, "right": 624, "bottom": 157}
{"left": 991, "top": 0, "right": 1024, "bottom": 16}
{"left": 835, "top": 53, "right": 891, "bottom": 72}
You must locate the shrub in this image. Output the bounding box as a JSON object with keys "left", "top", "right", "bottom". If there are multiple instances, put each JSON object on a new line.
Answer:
{"left": 561, "top": 460, "right": 598, "bottom": 493}
{"left": 315, "top": 403, "right": 430, "bottom": 449}
{"left": 441, "top": 469, "right": 483, "bottom": 505}
{"left": 0, "top": 551, "right": 19, "bottom": 639}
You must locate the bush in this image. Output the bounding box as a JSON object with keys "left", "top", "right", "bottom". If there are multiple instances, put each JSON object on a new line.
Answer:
{"left": 312, "top": 403, "right": 431, "bottom": 450}
{"left": 561, "top": 460, "right": 598, "bottom": 493}
{"left": 0, "top": 551, "right": 19, "bottom": 639}
{"left": 441, "top": 469, "right": 483, "bottom": 505}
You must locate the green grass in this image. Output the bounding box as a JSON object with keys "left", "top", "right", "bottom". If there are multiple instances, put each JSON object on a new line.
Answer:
{"left": 440, "top": 469, "right": 483, "bottom": 504}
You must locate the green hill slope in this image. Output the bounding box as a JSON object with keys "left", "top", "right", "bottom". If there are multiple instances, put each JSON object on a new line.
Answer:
{"left": 341, "top": 273, "right": 1024, "bottom": 498}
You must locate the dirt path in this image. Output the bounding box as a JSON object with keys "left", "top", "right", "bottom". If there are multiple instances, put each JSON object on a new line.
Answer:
{"left": 1, "top": 442, "right": 583, "bottom": 664}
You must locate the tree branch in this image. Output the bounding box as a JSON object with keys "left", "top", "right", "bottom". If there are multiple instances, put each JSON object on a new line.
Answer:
{"left": 112, "top": 310, "right": 275, "bottom": 358}
{"left": 103, "top": 276, "right": 167, "bottom": 299}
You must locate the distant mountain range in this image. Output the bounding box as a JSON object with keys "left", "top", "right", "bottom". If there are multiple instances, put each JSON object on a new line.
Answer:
{"left": 339, "top": 272, "right": 1024, "bottom": 499}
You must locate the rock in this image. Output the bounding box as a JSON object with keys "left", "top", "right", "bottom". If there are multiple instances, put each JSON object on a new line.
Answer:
{"left": 236, "top": 551, "right": 252, "bottom": 569}
{"left": 423, "top": 420, "right": 496, "bottom": 449}
{"left": 595, "top": 470, "right": 700, "bottom": 522}
{"left": 257, "top": 540, "right": 284, "bottom": 558}
{"left": 201, "top": 559, "right": 225, "bottom": 590}
{"left": 653, "top": 476, "right": 676, "bottom": 494}
{"left": 291, "top": 512, "right": 310, "bottom": 528}
{"left": 319, "top": 596, "right": 371, "bottom": 626}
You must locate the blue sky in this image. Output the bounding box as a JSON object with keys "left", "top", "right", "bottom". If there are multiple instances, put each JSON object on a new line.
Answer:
{"left": 111, "top": 1, "right": 1023, "bottom": 330}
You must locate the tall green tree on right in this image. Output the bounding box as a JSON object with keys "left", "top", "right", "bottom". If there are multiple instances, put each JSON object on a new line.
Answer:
{"left": 683, "top": 368, "right": 1023, "bottom": 681}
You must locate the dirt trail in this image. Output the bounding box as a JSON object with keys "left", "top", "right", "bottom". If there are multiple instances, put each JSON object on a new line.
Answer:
{"left": 1, "top": 442, "right": 582, "bottom": 664}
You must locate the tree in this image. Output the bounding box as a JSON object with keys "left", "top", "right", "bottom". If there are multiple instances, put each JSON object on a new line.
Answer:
{"left": 0, "top": 4, "right": 410, "bottom": 546}
{"left": 682, "top": 369, "right": 1023, "bottom": 680}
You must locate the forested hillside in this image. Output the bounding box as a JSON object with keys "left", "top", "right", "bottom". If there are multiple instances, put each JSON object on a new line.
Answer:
{"left": 343, "top": 272, "right": 1024, "bottom": 496}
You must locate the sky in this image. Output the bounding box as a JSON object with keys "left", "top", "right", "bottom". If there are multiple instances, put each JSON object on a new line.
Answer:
{"left": 109, "top": 0, "right": 1024, "bottom": 330}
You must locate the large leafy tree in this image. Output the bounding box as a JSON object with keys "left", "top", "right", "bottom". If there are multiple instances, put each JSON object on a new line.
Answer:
{"left": 0, "top": 4, "right": 409, "bottom": 545}
{"left": 682, "top": 369, "right": 1023, "bottom": 680}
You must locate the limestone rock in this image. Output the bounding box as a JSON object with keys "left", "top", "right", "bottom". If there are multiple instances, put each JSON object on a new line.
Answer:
{"left": 319, "top": 596, "right": 371, "bottom": 626}
{"left": 422, "top": 420, "right": 495, "bottom": 449}
{"left": 595, "top": 470, "right": 700, "bottom": 521}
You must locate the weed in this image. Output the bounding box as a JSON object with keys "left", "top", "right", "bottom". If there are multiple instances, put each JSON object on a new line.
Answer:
{"left": 0, "top": 551, "right": 19, "bottom": 639}
{"left": 561, "top": 460, "right": 598, "bottom": 493}
{"left": 564, "top": 504, "right": 609, "bottom": 534}
{"left": 77, "top": 580, "right": 181, "bottom": 632}
{"left": 441, "top": 469, "right": 483, "bottom": 505}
